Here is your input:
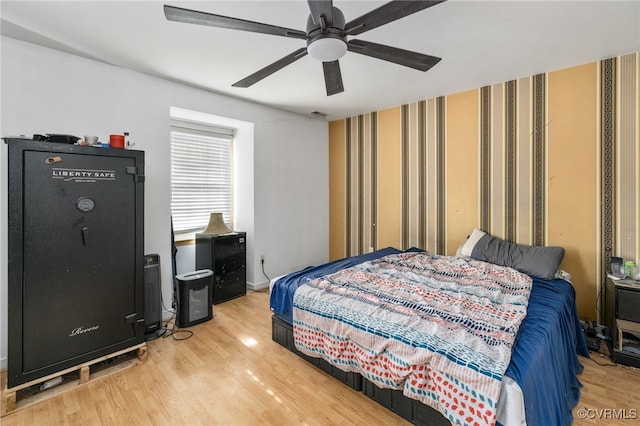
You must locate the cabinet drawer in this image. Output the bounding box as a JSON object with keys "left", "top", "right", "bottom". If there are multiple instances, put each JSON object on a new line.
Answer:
{"left": 617, "top": 288, "right": 640, "bottom": 323}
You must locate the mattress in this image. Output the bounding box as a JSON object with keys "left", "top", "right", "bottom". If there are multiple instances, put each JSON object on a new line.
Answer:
{"left": 270, "top": 248, "right": 588, "bottom": 425}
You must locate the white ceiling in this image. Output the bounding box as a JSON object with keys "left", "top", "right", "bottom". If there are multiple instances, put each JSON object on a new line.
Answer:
{"left": 2, "top": 1, "right": 639, "bottom": 121}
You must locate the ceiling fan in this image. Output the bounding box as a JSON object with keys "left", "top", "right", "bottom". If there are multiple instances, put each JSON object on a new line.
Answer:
{"left": 164, "top": 1, "right": 445, "bottom": 96}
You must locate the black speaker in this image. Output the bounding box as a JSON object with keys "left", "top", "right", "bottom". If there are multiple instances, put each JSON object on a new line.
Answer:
{"left": 144, "top": 254, "right": 163, "bottom": 339}
{"left": 176, "top": 270, "right": 214, "bottom": 327}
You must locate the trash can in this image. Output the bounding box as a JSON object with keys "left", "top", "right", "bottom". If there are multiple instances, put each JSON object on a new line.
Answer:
{"left": 175, "top": 269, "right": 213, "bottom": 327}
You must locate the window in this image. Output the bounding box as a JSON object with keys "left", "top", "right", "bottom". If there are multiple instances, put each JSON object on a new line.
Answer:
{"left": 170, "top": 118, "right": 233, "bottom": 241}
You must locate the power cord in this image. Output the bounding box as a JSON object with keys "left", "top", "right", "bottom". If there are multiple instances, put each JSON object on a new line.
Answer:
{"left": 261, "top": 257, "right": 271, "bottom": 282}
{"left": 582, "top": 319, "right": 618, "bottom": 367}
{"left": 254, "top": 257, "right": 271, "bottom": 293}
{"left": 595, "top": 283, "right": 606, "bottom": 325}
{"left": 163, "top": 316, "right": 194, "bottom": 341}
{"left": 586, "top": 351, "right": 617, "bottom": 367}
{"left": 160, "top": 285, "right": 194, "bottom": 341}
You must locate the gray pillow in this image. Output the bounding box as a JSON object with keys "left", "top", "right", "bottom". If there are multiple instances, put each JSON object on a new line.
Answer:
{"left": 460, "top": 228, "right": 565, "bottom": 280}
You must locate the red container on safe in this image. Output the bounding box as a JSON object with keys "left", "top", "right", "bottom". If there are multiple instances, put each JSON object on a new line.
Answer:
{"left": 109, "top": 134, "right": 125, "bottom": 149}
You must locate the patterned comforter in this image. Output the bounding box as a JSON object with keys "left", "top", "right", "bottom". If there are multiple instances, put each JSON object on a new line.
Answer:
{"left": 293, "top": 252, "right": 532, "bottom": 426}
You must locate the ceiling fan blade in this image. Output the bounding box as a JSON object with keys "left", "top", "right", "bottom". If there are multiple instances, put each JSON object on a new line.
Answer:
{"left": 232, "top": 48, "right": 308, "bottom": 88}
{"left": 347, "top": 39, "right": 440, "bottom": 71}
{"left": 164, "top": 5, "right": 307, "bottom": 40}
{"left": 307, "top": 0, "right": 334, "bottom": 28}
{"left": 322, "top": 61, "right": 344, "bottom": 96}
{"left": 345, "top": 1, "right": 446, "bottom": 36}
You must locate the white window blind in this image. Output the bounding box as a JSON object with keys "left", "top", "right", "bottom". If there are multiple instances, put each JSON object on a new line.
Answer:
{"left": 170, "top": 121, "right": 233, "bottom": 240}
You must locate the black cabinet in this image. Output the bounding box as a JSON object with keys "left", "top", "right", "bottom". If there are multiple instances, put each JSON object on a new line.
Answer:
{"left": 195, "top": 232, "right": 246, "bottom": 304}
{"left": 605, "top": 278, "right": 640, "bottom": 367}
{"left": 6, "top": 139, "right": 145, "bottom": 388}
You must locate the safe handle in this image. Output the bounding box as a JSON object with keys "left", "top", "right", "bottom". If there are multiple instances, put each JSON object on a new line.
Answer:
{"left": 81, "top": 227, "right": 89, "bottom": 247}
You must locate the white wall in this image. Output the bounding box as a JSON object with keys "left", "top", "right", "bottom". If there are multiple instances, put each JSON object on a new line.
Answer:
{"left": 0, "top": 36, "right": 329, "bottom": 369}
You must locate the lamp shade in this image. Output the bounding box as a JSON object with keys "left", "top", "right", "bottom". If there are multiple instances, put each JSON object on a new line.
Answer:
{"left": 202, "top": 212, "right": 231, "bottom": 235}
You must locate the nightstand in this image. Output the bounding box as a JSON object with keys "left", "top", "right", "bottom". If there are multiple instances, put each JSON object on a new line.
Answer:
{"left": 605, "top": 278, "right": 640, "bottom": 367}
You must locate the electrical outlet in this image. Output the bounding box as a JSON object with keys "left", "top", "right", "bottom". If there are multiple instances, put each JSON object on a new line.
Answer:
{"left": 260, "top": 255, "right": 265, "bottom": 264}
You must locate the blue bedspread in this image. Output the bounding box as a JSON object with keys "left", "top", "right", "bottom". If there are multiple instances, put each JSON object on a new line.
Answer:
{"left": 270, "top": 247, "right": 407, "bottom": 322}
{"left": 270, "top": 248, "right": 588, "bottom": 426}
{"left": 504, "top": 277, "right": 588, "bottom": 426}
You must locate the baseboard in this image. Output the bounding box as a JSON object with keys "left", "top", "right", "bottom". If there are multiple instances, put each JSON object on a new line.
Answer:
{"left": 247, "top": 280, "right": 269, "bottom": 291}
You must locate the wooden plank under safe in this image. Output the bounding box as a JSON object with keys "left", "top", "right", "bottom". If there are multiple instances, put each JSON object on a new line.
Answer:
{"left": 1, "top": 343, "right": 147, "bottom": 416}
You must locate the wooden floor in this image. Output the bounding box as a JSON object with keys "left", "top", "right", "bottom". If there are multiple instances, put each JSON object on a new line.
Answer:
{"left": 2, "top": 290, "right": 639, "bottom": 425}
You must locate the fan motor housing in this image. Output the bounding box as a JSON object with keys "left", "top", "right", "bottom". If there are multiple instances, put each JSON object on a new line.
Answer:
{"left": 306, "top": 6, "right": 347, "bottom": 62}
{"left": 306, "top": 6, "right": 346, "bottom": 36}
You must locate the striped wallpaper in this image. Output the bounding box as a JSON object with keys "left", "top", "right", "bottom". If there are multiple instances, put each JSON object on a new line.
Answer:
{"left": 329, "top": 52, "right": 640, "bottom": 320}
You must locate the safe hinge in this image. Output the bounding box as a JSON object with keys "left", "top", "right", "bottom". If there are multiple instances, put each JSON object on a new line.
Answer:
{"left": 126, "top": 166, "right": 146, "bottom": 183}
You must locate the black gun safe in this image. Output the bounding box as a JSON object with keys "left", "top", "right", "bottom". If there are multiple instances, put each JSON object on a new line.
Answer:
{"left": 195, "top": 232, "right": 246, "bottom": 304}
{"left": 6, "top": 138, "right": 145, "bottom": 388}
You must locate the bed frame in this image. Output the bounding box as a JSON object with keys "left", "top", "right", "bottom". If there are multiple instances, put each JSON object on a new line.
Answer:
{"left": 271, "top": 315, "right": 451, "bottom": 426}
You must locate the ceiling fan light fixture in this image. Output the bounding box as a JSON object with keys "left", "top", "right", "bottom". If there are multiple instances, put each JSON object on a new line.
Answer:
{"left": 307, "top": 38, "right": 347, "bottom": 62}
{"left": 164, "top": 1, "right": 446, "bottom": 96}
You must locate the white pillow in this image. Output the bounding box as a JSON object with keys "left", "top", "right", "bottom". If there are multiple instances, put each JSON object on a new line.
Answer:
{"left": 459, "top": 228, "right": 486, "bottom": 257}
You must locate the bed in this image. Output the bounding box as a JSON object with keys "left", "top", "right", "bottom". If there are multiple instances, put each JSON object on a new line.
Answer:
{"left": 270, "top": 233, "right": 588, "bottom": 426}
